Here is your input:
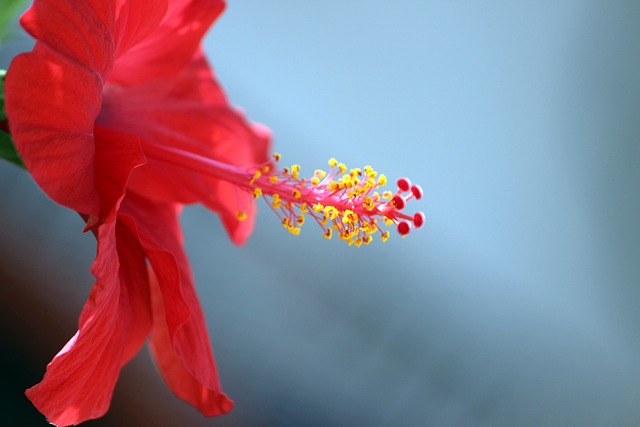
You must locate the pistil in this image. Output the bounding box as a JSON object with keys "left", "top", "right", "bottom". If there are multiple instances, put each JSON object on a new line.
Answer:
{"left": 141, "top": 141, "right": 425, "bottom": 246}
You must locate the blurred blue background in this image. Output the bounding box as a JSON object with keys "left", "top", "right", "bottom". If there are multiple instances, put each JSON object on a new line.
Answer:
{"left": 1, "top": 1, "right": 639, "bottom": 426}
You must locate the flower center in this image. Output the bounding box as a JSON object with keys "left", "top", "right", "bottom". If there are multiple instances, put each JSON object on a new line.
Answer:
{"left": 140, "top": 142, "right": 425, "bottom": 246}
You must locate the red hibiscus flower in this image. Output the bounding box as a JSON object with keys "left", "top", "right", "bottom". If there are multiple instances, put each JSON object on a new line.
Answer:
{"left": 4, "top": 0, "right": 270, "bottom": 424}
{"left": 4, "top": 0, "right": 425, "bottom": 425}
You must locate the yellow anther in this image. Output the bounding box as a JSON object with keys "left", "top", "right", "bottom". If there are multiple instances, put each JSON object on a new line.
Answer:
{"left": 291, "top": 164, "right": 300, "bottom": 179}
{"left": 338, "top": 162, "right": 347, "bottom": 174}
{"left": 250, "top": 170, "right": 261, "bottom": 184}
{"left": 313, "top": 203, "right": 324, "bottom": 212}
{"left": 378, "top": 174, "right": 387, "bottom": 186}
{"left": 324, "top": 206, "right": 339, "bottom": 220}
{"left": 314, "top": 169, "right": 327, "bottom": 179}
{"left": 361, "top": 221, "right": 376, "bottom": 234}
{"left": 300, "top": 202, "right": 309, "bottom": 213}
{"left": 262, "top": 165, "right": 270, "bottom": 173}
{"left": 353, "top": 187, "right": 365, "bottom": 197}
{"left": 272, "top": 194, "right": 282, "bottom": 209}
{"left": 364, "top": 167, "right": 378, "bottom": 179}
{"left": 311, "top": 177, "right": 320, "bottom": 185}
{"left": 272, "top": 153, "right": 281, "bottom": 161}
{"left": 328, "top": 158, "right": 338, "bottom": 167}
{"left": 296, "top": 214, "right": 305, "bottom": 226}
{"left": 359, "top": 178, "right": 371, "bottom": 190}
{"left": 253, "top": 187, "right": 263, "bottom": 199}
{"left": 281, "top": 218, "right": 301, "bottom": 235}
{"left": 290, "top": 227, "right": 301, "bottom": 235}
{"left": 236, "top": 212, "right": 248, "bottom": 221}
{"left": 269, "top": 175, "right": 279, "bottom": 184}
{"left": 350, "top": 168, "right": 362, "bottom": 178}
{"left": 382, "top": 191, "right": 393, "bottom": 200}
{"left": 384, "top": 218, "right": 394, "bottom": 226}
{"left": 363, "top": 196, "right": 375, "bottom": 211}
{"left": 292, "top": 189, "right": 301, "bottom": 199}
{"left": 381, "top": 231, "right": 390, "bottom": 242}
{"left": 341, "top": 210, "right": 357, "bottom": 224}
{"left": 323, "top": 228, "right": 333, "bottom": 239}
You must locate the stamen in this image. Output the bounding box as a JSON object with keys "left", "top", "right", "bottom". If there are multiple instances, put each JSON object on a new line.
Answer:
{"left": 138, "top": 141, "right": 425, "bottom": 245}
{"left": 245, "top": 156, "right": 425, "bottom": 244}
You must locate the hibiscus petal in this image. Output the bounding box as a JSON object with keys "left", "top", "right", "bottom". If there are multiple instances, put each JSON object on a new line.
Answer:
{"left": 20, "top": 0, "right": 168, "bottom": 76}
{"left": 109, "top": 0, "right": 226, "bottom": 86}
{"left": 119, "top": 193, "right": 233, "bottom": 415}
{"left": 5, "top": 0, "right": 167, "bottom": 215}
{"left": 93, "top": 125, "right": 147, "bottom": 220}
{"left": 102, "top": 50, "right": 271, "bottom": 244}
{"left": 26, "top": 217, "right": 152, "bottom": 427}
{"left": 5, "top": 46, "right": 103, "bottom": 215}
{"left": 25, "top": 127, "right": 149, "bottom": 426}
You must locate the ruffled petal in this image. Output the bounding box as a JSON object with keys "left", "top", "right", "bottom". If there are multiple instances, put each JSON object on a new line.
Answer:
{"left": 5, "top": 46, "right": 103, "bottom": 215}
{"left": 93, "top": 125, "right": 147, "bottom": 220}
{"left": 25, "top": 126, "right": 148, "bottom": 426}
{"left": 26, "top": 216, "right": 151, "bottom": 426}
{"left": 119, "top": 193, "right": 233, "bottom": 415}
{"left": 20, "top": 0, "right": 168, "bottom": 76}
{"left": 109, "top": 0, "right": 225, "bottom": 86}
{"left": 5, "top": 0, "right": 167, "bottom": 215}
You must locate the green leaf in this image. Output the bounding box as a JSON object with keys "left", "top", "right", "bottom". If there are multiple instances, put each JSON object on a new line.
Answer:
{"left": 0, "top": 70, "right": 24, "bottom": 168}
{"left": 0, "top": 0, "right": 26, "bottom": 45}
{"left": 1, "top": 69, "right": 6, "bottom": 121}
{"left": 0, "top": 129, "right": 24, "bottom": 169}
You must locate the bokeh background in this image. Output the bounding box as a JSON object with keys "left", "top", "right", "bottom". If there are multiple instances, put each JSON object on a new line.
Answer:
{"left": 1, "top": 1, "right": 639, "bottom": 426}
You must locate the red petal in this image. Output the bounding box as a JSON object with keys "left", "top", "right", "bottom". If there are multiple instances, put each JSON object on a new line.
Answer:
{"left": 119, "top": 193, "right": 233, "bottom": 415}
{"left": 110, "top": 0, "right": 225, "bottom": 86}
{"left": 26, "top": 218, "right": 152, "bottom": 426}
{"left": 5, "top": 47, "right": 103, "bottom": 215}
{"left": 20, "top": 0, "right": 168, "bottom": 77}
{"left": 25, "top": 129, "right": 147, "bottom": 426}
{"left": 5, "top": 0, "right": 167, "bottom": 215}
{"left": 102, "top": 50, "right": 271, "bottom": 244}
{"left": 93, "top": 125, "right": 147, "bottom": 219}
